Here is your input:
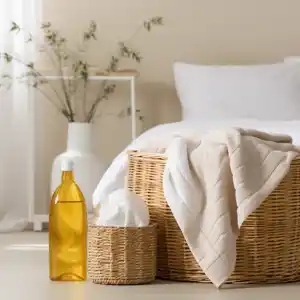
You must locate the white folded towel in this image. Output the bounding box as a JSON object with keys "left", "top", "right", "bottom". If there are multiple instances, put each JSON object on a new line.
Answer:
{"left": 163, "top": 128, "right": 299, "bottom": 287}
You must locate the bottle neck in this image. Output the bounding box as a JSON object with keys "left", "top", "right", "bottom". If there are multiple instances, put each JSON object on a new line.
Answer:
{"left": 61, "top": 171, "right": 74, "bottom": 182}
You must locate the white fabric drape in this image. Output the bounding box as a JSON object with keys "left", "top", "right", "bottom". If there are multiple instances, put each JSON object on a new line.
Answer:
{"left": 0, "top": 0, "right": 40, "bottom": 232}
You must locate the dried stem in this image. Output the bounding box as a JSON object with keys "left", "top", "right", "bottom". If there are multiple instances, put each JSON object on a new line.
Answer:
{"left": 82, "top": 80, "right": 88, "bottom": 120}
{"left": 56, "top": 52, "right": 74, "bottom": 121}
{"left": 1, "top": 52, "right": 70, "bottom": 117}
{"left": 40, "top": 46, "right": 70, "bottom": 112}
{"left": 84, "top": 18, "right": 163, "bottom": 120}
{"left": 85, "top": 92, "right": 106, "bottom": 122}
{"left": 2, "top": 17, "right": 163, "bottom": 123}
{"left": 9, "top": 24, "right": 70, "bottom": 114}
{"left": 28, "top": 82, "right": 70, "bottom": 120}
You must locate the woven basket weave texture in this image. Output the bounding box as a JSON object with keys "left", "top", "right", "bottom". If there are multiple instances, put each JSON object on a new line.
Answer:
{"left": 127, "top": 151, "right": 300, "bottom": 284}
{"left": 88, "top": 224, "right": 157, "bottom": 285}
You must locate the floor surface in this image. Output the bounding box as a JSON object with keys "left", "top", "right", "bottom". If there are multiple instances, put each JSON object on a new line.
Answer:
{"left": 1, "top": 232, "right": 300, "bottom": 300}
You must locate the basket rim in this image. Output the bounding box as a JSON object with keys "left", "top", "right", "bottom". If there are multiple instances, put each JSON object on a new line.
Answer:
{"left": 128, "top": 150, "right": 300, "bottom": 161}
{"left": 88, "top": 223, "right": 157, "bottom": 230}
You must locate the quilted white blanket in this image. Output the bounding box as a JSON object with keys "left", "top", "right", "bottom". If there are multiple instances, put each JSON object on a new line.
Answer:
{"left": 163, "top": 128, "right": 299, "bottom": 287}
{"left": 93, "top": 121, "right": 300, "bottom": 287}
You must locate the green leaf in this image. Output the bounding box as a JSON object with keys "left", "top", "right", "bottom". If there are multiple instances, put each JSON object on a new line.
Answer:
{"left": 41, "top": 22, "right": 51, "bottom": 29}
{"left": 59, "top": 37, "right": 66, "bottom": 44}
{"left": 44, "top": 29, "right": 59, "bottom": 46}
{"left": 80, "top": 70, "right": 88, "bottom": 81}
{"left": 106, "top": 56, "right": 119, "bottom": 72}
{"left": 39, "top": 79, "right": 48, "bottom": 85}
{"left": 10, "top": 21, "right": 20, "bottom": 33}
{"left": 2, "top": 73, "right": 12, "bottom": 80}
{"left": 83, "top": 20, "right": 97, "bottom": 41}
{"left": 27, "top": 62, "right": 34, "bottom": 69}
{"left": 104, "top": 84, "right": 116, "bottom": 95}
{"left": 24, "top": 71, "right": 38, "bottom": 78}
{"left": 83, "top": 33, "right": 90, "bottom": 40}
{"left": 4, "top": 53, "right": 12, "bottom": 63}
{"left": 132, "top": 51, "right": 142, "bottom": 63}
{"left": 143, "top": 16, "right": 164, "bottom": 31}
{"left": 16, "top": 71, "right": 37, "bottom": 81}
{"left": 90, "top": 20, "right": 97, "bottom": 31}
{"left": 89, "top": 21, "right": 97, "bottom": 39}
{"left": 26, "top": 34, "right": 33, "bottom": 43}
{"left": 143, "top": 21, "right": 151, "bottom": 31}
{"left": 119, "top": 42, "right": 131, "bottom": 57}
{"left": 150, "top": 16, "right": 164, "bottom": 25}
{"left": 62, "top": 109, "right": 70, "bottom": 118}
{"left": 72, "top": 62, "right": 79, "bottom": 73}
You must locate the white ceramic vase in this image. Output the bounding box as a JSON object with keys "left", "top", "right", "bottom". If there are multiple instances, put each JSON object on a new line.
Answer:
{"left": 51, "top": 122, "right": 106, "bottom": 212}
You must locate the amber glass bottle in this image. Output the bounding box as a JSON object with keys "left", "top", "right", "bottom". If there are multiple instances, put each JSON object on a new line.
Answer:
{"left": 49, "top": 158, "right": 87, "bottom": 281}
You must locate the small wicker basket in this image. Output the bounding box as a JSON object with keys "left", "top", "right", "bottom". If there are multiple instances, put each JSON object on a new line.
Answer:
{"left": 88, "top": 224, "right": 157, "bottom": 285}
{"left": 127, "top": 151, "right": 300, "bottom": 285}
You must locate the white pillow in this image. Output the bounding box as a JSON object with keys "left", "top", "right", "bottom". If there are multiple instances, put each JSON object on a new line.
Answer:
{"left": 174, "top": 62, "right": 300, "bottom": 121}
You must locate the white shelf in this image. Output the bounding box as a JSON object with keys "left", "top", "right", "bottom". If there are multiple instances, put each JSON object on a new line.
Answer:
{"left": 43, "top": 75, "right": 137, "bottom": 81}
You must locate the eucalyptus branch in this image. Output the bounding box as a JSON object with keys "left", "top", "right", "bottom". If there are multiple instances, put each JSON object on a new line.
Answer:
{"left": 40, "top": 22, "right": 75, "bottom": 120}
{"left": 9, "top": 23, "right": 70, "bottom": 113}
{"left": 86, "top": 79, "right": 109, "bottom": 121}
{"left": 105, "top": 16, "right": 163, "bottom": 72}
{"left": 56, "top": 52, "right": 74, "bottom": 121}
{"left": 85, "top": 83, "right": 116, "bottom": 122}
{"left": 82, "top": 80, "right": 88, "bottom": 119}
{"left": 1, "top": 67, "right": 71, "bottom": 121}
{"left": 66, "top": 20, "right": 96, "bottom": 101}
{"left": 85, "top": 16, "right": 163, "bottom": 121}
{"left": 39, "top": 48, "right": 69, "bottom": 111}
{"left": 71, "top": 60, "right": 89, "bottom": 97}
{"left": 28, "top": 82, "right": 71, "bottom": 121}
{"left": 41, "top": 22, "right": 81, "bottom": 95}
{"left": 2, "top": 17, "right": 164, "bottom": 123}
{"left": 0, "top": 51, "right": 69, "bottom": 115}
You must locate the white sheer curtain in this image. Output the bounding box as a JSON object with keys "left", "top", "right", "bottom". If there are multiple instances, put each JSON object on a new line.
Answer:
{"left": 0, "top": 0, "right": 40, "bottom": 232}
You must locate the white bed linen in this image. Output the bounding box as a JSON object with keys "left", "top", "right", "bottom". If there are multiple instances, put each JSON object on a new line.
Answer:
{"left": 93, "top": 119, "right": 300, "bottom": 209}
{"left": 93, "top": 120, "right": 300, "bottom": 285}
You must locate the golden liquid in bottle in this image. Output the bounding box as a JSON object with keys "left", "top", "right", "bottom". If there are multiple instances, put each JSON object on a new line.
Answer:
{"left": 49, "top": 170, "right": 87, "bottom": 281}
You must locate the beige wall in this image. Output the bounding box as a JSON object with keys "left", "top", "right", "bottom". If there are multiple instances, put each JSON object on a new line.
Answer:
{"left": 36, "top": 0, "right": 300, "bottom": 213}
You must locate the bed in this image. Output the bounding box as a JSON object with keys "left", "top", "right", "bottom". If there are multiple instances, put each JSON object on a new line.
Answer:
{"left": 93, "top": 61, "right": 300, "bottom": 286}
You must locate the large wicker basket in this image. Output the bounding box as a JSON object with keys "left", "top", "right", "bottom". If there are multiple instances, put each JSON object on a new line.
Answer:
{"left": 88, "top": 224, "right": 157, "bottom": 285}
{"left": 127, "top": 151, "right": 300, "bottom": 284}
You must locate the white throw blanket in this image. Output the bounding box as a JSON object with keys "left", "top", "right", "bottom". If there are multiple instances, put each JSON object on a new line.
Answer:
{"left": 163, "top": 128, "right": 299, "bottom": 287}
{"left": 93, "top": 122, "right": 300, "bottom": 287}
